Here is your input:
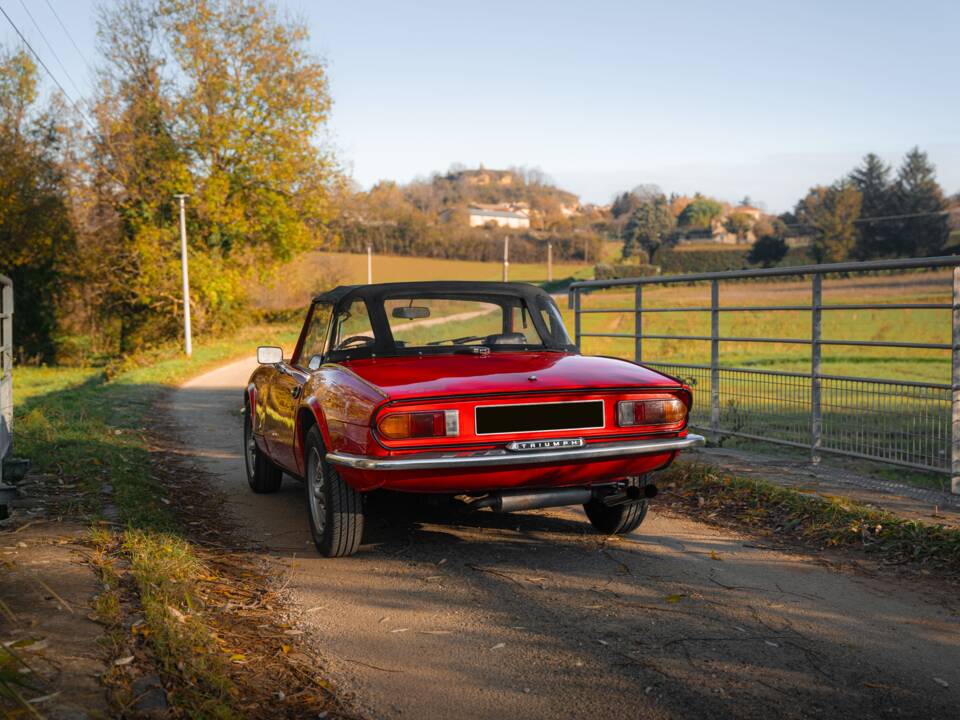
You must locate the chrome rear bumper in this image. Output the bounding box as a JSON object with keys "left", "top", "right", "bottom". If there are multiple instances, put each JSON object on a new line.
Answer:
{"left": 325, "top": 434, "right": 705, "bottom": 472}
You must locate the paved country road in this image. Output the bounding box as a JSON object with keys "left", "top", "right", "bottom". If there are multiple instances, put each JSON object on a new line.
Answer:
{"left": 168, "top": 357, "right": 960, "bottom": 720}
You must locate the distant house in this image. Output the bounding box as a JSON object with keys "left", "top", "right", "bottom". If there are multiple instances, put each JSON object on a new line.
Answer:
{"left": 674, "top": 204, "right": 765, "bottom": 246}
{"left": 729, "top": 204, "right": 763, "bottom": 221}
{"left": 442, "top": 203, "right": 531, "bottom": 229}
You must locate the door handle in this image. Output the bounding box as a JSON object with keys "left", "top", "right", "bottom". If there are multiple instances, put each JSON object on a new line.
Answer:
{"left": 291, "top": 386, "right": 302, "bottom": 399}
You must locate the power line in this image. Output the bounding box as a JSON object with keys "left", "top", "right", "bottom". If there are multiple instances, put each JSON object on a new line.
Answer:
{"left": 42, "top": 0, "right": 95, "bottom": 75}
{"left": 780, "top": 207, "right": 954, "bottom": 231}
{"left": 0, "top": 1, "right": 95, "bottom": 134}
{"left": 854, "top": 209, "right": 954, "bottom": 224}
{"left": 16, "top": 0, "right": 84, "bottom": 101}
{"left": 0, "top": 0, "right": 127, "bottom": 190}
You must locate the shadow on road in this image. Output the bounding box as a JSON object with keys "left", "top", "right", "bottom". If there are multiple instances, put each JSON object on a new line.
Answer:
{"left": 164, "top": 377, "right": 960, "bottom": 720}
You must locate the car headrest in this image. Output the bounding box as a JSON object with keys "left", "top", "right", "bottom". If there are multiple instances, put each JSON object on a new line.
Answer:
{"left": 485, "top": 332, "right": 527, "bottom": 346}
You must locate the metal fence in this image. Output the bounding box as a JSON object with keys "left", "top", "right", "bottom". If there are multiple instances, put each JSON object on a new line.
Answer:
{"left": 0, "top": 274, "right": 12, "bottom": 485}
{"left": 568, "top": 256, "right": 960, "bottom": 495}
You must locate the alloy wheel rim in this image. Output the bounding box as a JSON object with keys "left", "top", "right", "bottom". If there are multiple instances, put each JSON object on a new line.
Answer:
{"left": 307, "top": 447, "right": 327, "bottom": 535}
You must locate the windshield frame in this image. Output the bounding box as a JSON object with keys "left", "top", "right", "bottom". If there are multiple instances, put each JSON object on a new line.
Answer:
{"left": 317, "top": 283, "right": 577, "bottom": 363}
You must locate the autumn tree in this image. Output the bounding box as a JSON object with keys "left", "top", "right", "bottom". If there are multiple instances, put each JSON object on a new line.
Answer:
{"left": 0, "top": 49, "right": 74, "bottom": 361}
{"left": 89, "top": 0, "right": 191, "bottom": 350}
{"left": 724, "top": 211, "right": 753, "bottom": 242}
{"left": 622, "top": 195, "right": 675, "bottom": 263}
{"left": 678, "top": 197, "right": 723, "bottom": 228}
{"left": 795, "top": 183, "right": 862, "bottom": 263}
{"left": 85, "top": 0, "right": 339, "bottom": 350}
{"left": 891, "top": 147, "right": 948, "bottom": 257}
{"left": 163, "top": 0, "right": 336, "bottom": 254}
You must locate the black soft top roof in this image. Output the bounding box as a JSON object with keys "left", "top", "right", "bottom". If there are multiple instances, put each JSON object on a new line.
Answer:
{"left": 313, "top": 281, "right": 553, "bottom": 306}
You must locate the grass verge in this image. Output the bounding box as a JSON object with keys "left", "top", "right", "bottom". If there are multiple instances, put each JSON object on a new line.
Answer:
{"left": 12, "top": 322, "right": 352, "bottom": 718}
{"left": 661, "top": 462, "right": 960, "bottom": 573}
{"left": 16, "top": 322, "right": 300, "bottom": 525}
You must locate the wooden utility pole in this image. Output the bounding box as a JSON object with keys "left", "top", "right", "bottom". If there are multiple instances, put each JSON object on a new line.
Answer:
{"left": 367, "top": 244, "right": 373, "bottom": 284}
{"left": 547, "top": 241, "right": 553, "bottom": 282}
{"left": 174, "top": 194, "right": 192, "bottom": 356}
{"left": 502, "top": 236, "right": 509, "bottom": 282}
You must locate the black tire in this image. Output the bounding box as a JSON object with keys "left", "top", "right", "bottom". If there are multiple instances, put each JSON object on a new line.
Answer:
{"left": 244, "top": 404, "right": 283, "bottom": 493}
{"left": 584, "top": 476, "right": 649, "bottom": 535}
{"left": 304, "top": 426, "right": 364, "bottom": 557}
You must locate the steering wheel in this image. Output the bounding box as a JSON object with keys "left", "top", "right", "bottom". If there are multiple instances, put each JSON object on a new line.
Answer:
{"left": 336, "top": 335, "right": 375, "bottom": 350}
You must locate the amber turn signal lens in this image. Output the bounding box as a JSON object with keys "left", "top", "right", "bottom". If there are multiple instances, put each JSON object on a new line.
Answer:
{"left": 617, "top": 398, "right": 686, "bottom": 427}
{"left": 378, "top": 410, "right": 459, "bottom": 440}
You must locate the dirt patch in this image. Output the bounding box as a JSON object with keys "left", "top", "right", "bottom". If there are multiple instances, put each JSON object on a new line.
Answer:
{"left": 0, "top": 521, "right": 111, "bottom": 719}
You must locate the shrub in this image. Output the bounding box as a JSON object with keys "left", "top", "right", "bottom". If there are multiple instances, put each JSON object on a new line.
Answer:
{"left": 594, "top": 263, "right": 660, "bottom": 280}
{"left": 748, "top": 236, "right": 789, "bottom": 267}
{"left": 655, "top": 246, "right": 811, "bottom": 274}
{"left": 655, "top": 249, "right": 750, "bottom": 274}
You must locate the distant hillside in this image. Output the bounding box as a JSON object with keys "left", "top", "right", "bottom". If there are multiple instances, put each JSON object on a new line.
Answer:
{"left": 401, "top": 166, "right": 582, "bottom": 222}
{"left": 337, "top": 165, "right": 607, "bottom": 264}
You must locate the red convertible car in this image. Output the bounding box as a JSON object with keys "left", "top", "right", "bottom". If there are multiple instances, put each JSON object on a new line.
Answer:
{"left": 245, "top": 282, "right": 703, "bottom": 556}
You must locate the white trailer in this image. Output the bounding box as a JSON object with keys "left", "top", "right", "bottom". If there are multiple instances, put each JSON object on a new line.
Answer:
{"left": 0, "top": 274, "right": 11, "bottom": 485}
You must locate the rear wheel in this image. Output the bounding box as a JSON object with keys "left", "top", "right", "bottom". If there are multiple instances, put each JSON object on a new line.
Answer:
{"left": 304, "top": 426, "right": 364, "bottom": 557}
{"left": 584, "top": 476, "right": 649, "bottom": 535}
{"left": 244, "top": 405, "right": 282, "bottom": 493}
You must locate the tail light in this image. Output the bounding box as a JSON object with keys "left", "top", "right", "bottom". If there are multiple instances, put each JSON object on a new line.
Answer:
{"left": 378, "top": 410, "right": 460, "bottom": 440}
{"left": 617, "top": 398, "right": 686, "bottom": 427}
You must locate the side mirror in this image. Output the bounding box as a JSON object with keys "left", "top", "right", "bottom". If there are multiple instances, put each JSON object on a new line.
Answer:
{"left": 392, "top": 306, "right": 430, "bottom": 320}
{"left": 257, "top": 346, "right": 283, "bottom": 365}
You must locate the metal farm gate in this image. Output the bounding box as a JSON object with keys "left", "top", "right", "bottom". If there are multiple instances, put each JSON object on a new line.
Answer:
{"left": 568, "top": 256, "right": 960, "bottom": 495}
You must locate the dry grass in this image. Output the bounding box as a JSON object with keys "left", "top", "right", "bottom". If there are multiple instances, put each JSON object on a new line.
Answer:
{"left": 661, "top": 462, "right": 960, "bottom": 573}
{"left": 249, "top": 250, "right": 594, "bottom": 311}
{"left": 86, "top": 476, "right": 354, "bottom": 719}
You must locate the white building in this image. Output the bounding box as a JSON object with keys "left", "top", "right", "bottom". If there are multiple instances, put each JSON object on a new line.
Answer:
{"left": 466, "top": 204, "right": 531, "bottom": 229}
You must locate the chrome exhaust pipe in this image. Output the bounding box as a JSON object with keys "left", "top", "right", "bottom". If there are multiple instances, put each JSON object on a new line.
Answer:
{"left": 473, "top": 487, "right": 593, "bottom": 512}
{"left": 471, "top": 482, "right": 657, "bottom": 513}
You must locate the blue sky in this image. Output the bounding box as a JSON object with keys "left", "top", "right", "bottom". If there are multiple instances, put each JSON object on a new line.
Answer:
{"left": 2, "top": 0, "right": 958, "bottom": 211}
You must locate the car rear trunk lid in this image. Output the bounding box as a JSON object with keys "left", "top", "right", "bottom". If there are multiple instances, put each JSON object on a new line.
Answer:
{"left": 341, "top": 352, "right": 682, "bottom": 400}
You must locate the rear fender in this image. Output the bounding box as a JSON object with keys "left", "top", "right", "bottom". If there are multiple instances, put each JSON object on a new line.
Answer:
{"left": 296, "top": 398, "right": 334, "bottom": 476}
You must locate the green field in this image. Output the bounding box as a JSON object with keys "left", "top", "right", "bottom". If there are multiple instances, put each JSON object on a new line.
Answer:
{"left": 561, "top": 271, "right": 954, "bottom": 480}
{"left": 251, "top": 250, "right": 594, "bottom": 311}
{"left": 563, "top": 270, "right": 954, "bottom": 384}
